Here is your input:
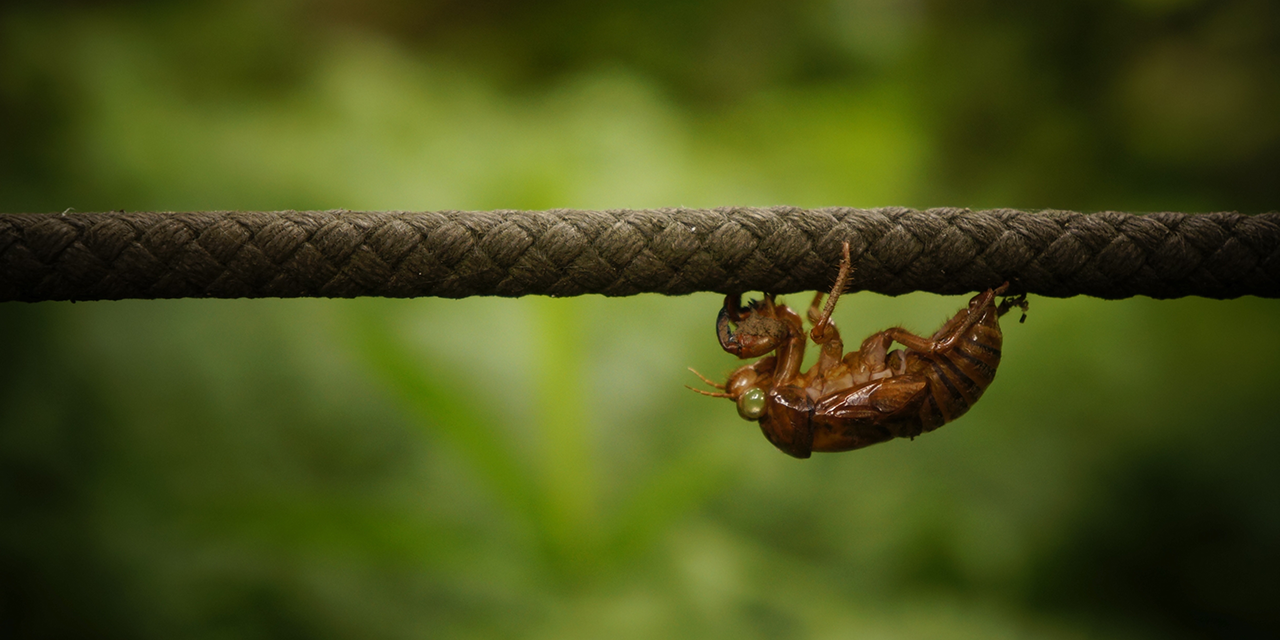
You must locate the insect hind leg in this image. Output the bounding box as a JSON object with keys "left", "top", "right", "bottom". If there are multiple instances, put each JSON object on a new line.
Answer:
{"left": 998, "top": 292, "right": 1030, "bottom": 323}
{"left": 888, "top": 290, "right": 995, "bottom": 356}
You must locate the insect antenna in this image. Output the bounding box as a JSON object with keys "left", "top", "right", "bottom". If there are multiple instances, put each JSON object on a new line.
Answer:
{"left": 685, "top": 385, "right": 732, "bottom": 398}
{"left": 687, "top": 367, "right": 725, "bottom": 390}
{"left": 686, "top": 367, "right": 731, "bottom": 398}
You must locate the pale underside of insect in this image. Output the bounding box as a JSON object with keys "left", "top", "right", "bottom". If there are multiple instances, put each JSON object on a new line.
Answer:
{"left": 690, "top": 242, "right": 1028, "bottom": 459}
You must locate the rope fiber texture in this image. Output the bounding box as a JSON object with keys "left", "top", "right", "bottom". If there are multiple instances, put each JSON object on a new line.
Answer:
{"left": 2, "top": 207, "right": 1278, "bottom": 302}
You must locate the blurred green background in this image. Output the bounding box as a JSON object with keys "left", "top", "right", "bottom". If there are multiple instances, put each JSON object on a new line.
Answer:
{"left": 3, "top": 1, "right": 1279, "bottom": 638}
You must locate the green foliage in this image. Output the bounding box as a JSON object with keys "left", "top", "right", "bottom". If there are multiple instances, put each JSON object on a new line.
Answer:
{"left": 2, "top": 1, "right": 1279, "bottom": 638}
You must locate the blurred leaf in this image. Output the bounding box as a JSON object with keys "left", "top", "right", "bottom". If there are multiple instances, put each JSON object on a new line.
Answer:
{"left": 346, "top": 302, "right": 540, "bottom": 521}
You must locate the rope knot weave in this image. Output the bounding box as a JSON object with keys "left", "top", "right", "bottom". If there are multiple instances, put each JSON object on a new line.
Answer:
{"left": 1, "top": 207, "right": 1277, "bottom": 301}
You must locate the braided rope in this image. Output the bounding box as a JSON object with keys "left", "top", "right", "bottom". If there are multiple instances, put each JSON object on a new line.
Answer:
{"left": 2, "top": 207, "right": 1278, "bottom": 302}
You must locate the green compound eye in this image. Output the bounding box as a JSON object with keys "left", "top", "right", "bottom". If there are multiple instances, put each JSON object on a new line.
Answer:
{"left": 736, "top": 387, "right": 767, "bottom": 421}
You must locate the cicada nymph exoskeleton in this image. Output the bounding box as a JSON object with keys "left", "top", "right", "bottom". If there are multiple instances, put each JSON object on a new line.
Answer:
{"left": 690, "top": 242, "right": 1028, "bottom": 458}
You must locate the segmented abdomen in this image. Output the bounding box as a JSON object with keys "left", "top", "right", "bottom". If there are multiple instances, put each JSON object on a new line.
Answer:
{"left": 914, "top": 309, "right": 1003, "bottom": 430}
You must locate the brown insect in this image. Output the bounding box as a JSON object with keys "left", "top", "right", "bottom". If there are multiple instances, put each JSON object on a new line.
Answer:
{"left": 689, "top": 242, "right": 1027, "bottom": 458}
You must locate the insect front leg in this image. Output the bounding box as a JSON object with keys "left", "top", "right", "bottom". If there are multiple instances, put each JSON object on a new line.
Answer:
{"left": 718, "top": 293, "right": 789, "bottom": 358}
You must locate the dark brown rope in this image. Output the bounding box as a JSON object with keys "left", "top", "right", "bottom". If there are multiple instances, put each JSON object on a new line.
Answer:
{"left": 2, "top": 207, "right": 1278, "bottom": 302}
